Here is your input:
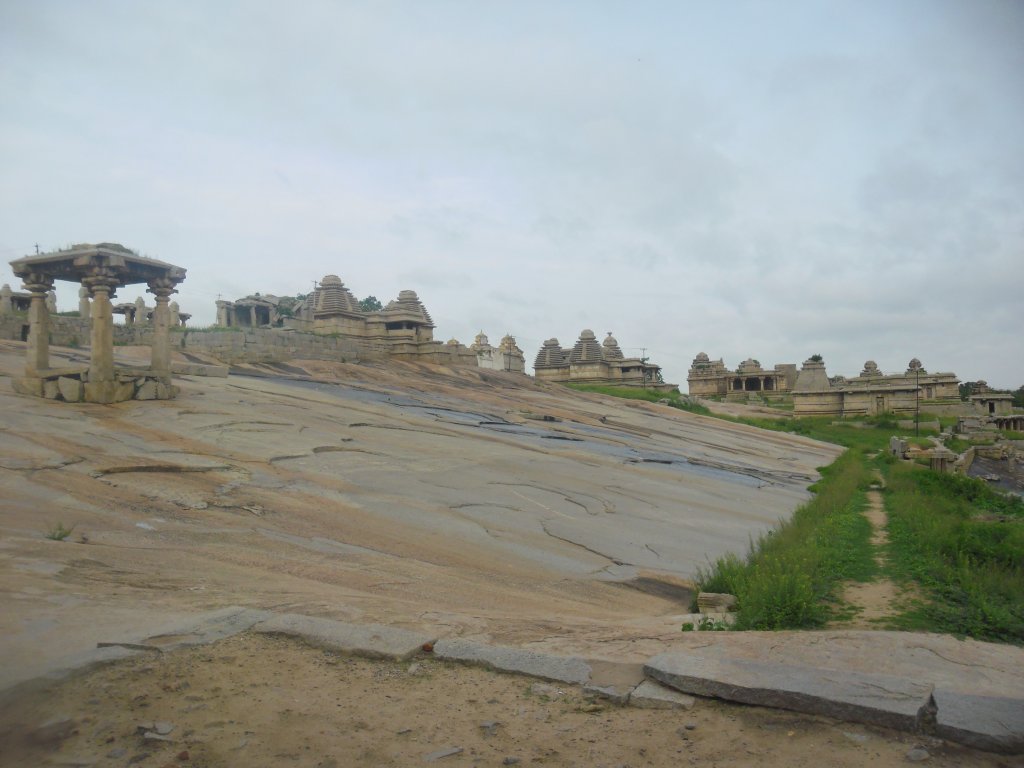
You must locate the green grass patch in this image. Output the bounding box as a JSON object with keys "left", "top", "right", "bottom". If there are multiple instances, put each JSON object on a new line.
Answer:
{"left": 563, "top": 383, "right": 710, "bottom": 415}
{"left": 943, "top": 438, "right": 971, "bottom": 454}
{"left": 695, "top": 449, "right": 877, "bottom": 629}
{"left": 882, "top": 464, "right": 1024, "bottom": 642}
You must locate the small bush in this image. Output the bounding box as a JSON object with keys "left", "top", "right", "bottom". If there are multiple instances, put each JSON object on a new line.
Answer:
{"left": 45, "top": 522, "right": 75, "bottom": 541}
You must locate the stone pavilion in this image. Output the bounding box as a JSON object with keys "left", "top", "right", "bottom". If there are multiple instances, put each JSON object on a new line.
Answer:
{"left": 9, "top": 243, "right": 186, "bottom": 404}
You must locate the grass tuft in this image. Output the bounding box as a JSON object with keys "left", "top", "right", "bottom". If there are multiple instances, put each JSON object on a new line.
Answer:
{"left": 45, "top": 522, "right": 75, "bottom": 541}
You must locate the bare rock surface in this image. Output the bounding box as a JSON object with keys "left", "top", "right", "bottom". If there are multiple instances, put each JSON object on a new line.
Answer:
{"left": 0, "top": 340, "right": 841, "bottom": 687}
{"left": 2, "top": 341, "right": 1024, "bottom": 762}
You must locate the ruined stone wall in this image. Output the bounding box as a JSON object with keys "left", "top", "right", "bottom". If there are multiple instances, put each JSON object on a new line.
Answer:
{"left": 792, "top": 390, "right": 845, "bottom": 416}
{"left": 171, "top": 328, "right": 366, "bottom": 364}
{"left": 0, "top": 314, "right": 90, "bottom": 348}
{"left": 1, "top": 317, "right": 481, "bottom": 368}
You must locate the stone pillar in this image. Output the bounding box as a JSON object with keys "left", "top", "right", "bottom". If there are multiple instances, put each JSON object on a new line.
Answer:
{"left": 46, "top": 289, "right": 57, "bottom": 313}
{"left": 216, "top": 300, "right": 230, "bottom": 327}
{"left": 23, "top": 272, "right": 54, "bottom": 375}
{"left": 84, "top": 276, "right": 118, "bottom": 386}
{"left": 169, "top": 301, "right": 180, "bottom": 328}
{"left": 135, "top": 296, "right": 147, "bottom": 325}
{"left": 78, "top": 286, "right": 91, "bottom": 319}
{"left": 148, "top": 277, "right": 177, "bottom": 378}
{"left": 0, "top": 284, "right": 12, "bottom": 316}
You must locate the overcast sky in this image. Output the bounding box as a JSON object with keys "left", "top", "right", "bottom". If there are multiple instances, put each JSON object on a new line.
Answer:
{"left": 2, "top": 1, "right": 1021, "bottom": 387}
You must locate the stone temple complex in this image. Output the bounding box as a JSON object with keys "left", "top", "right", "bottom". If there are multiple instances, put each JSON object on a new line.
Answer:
{"left": 533, "top": 330, "right": 671, "bottom": 389}
{"left": 471, "top": 331, "right": 526, "bottom": 373}
{"left": 217, "top": 275, "right": 478, "bottom": 364}
{"left": 687, "top": 353, "right": 798, "bottom": 400}
{"left": 792, "top": 357, "right": 960, "bottom": 416}
{"left": 7, "top": 243, "right": 186, "bottom": 403}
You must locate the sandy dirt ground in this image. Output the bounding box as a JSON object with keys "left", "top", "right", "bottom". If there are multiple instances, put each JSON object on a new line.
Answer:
{"left": 3, "top": 632, "right": 1019, "bottom": 768}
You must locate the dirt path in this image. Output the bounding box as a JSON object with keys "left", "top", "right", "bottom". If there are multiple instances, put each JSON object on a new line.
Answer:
{"left": 835, "top": 473, "right": 907, "bottom": 629}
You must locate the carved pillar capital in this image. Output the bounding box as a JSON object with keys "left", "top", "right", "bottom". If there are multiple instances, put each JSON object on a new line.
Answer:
{"left": 21, "top": 271, "right": 54, "bottom": 296}
{"left": 82, "top": 270, "right": 120, "bottom": 299}
{"left": 147, "top": 276, "right": 179, "bottom": 300}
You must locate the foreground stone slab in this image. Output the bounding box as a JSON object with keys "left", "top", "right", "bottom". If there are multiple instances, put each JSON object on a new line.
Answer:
{"left": 433, "top": 638, "right": 590, "bottom": 685}
{"left": 254, "top": 614, "right": 435, "bottom": 660}
{"left": 933, "top": 689, "right": 1024, "bottom": 754}
{"left": 94, "top": 607, "right": 272, "bottom": 654}
{"left": 584, "top": 660, "right": 646, "bottom": 704}
{"left": 629, "top": 680, "right": 696, "bottom": 710}
{"left": 645, "top": 652, "right": 932, "bottom": 732}
{"left": 143, "top": 607, "right": 273, "bottom": 650}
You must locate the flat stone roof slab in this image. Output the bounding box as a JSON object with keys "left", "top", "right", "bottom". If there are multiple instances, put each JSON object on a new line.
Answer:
{"left": 254, "top": 613, "right": 435, "bottom": 660}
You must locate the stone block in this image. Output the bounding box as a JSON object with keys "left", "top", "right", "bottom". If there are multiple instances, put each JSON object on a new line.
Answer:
{"left": 58, "top": 377, "right": 83, "bottom": 402}
{"left": 584, "top": 660, "right": 646, "bottom": 704}
{"left": 12, "top": 377, "right": 44, "bottom": 397}
{"left": 85, "top": 380, "right": 135, "bottom": 404}
{"left": 432, "top": 638, "right": 590, "bottom": 685}
{"left": 645, "top": 652, "right": 932, "bottom": 732}
{"left": 43, "top": 379, "right": 61, "bottom": 399}
{"left": 629, "top": 680, "right": 697, "bottom": 710}
{"left": 254, "top": 613, "right": 435, "bottom": 660}
{"left": 135, "top": 380, "right": 158, "bottom": 400}
{"left": 696, "top": 592, "right": 737, "bottom": 613}
{"left": 933, "top": 689, "right": 1024, "bottom": 754}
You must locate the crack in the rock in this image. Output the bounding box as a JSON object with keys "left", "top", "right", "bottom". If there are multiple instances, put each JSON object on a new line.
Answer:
{"left": 539, "top": 520, "right": 624, "bottom": 565}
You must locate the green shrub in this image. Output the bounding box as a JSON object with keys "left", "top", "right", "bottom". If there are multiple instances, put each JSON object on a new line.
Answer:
{"left": 45, "top": 522, "right": 75, "bottom": 541}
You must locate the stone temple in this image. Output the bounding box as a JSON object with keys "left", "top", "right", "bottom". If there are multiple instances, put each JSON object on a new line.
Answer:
{"left": 471, "top": 331, "right": 526, "bottom": 373}
{"left": 533, "top": 330, "right": 672, "bottom": 390}
{"left": 217, "top": 275, "right": 478, "bottom": 364}
{"left": 792, "top": 357, "right": 960, "bottom": 416}
{"left": 687, "top": 353, "right": 797, "bottom": 400}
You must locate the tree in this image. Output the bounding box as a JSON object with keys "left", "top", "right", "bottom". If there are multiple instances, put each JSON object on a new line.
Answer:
{"left": 359, "top": 295, "right": 383, "bottom": 312}
{"left": 809, "top": 354, "right": 823, "bottom": 363}
{"left": 1013, "top": 386, "right": 1024, "bottom": 409}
